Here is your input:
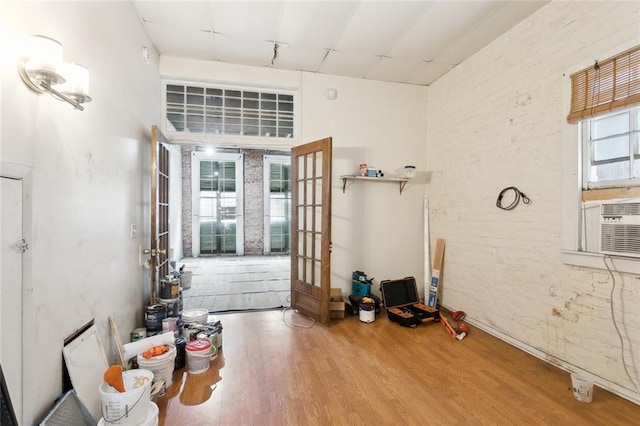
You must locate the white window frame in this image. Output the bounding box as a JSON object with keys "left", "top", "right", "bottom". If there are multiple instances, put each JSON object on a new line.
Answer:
{"left": 163, "top": 79, "right": 300, "bottom": 150}
{"left": 191, "top": 151, "right": 244, "bottom": 256}
{"left": 581, "top": 107, "right": 640, "bottom": 190}
{"left": 562, "top": 39, "right": 640, "bottom": 274}
{"left": 263, "top": 155, "right": 291, "bottom": 254}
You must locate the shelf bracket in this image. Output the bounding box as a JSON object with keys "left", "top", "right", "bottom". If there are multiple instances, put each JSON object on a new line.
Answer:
{"left": 342, "top": 177, "right": 348, "bottom": 193}
{"left": 399, "top": 181, "right": 407, "bottom": 195}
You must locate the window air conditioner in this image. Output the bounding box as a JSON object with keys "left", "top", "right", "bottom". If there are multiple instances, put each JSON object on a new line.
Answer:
{"left": 600, "top": 201, "right": 640, "bottom": 258}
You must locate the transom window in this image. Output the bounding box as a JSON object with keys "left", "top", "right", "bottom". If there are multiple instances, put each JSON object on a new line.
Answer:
{"left": 165, "top": 82, "right": 294, "bottom": 138}
{"left": 582, "top": 106, "right": 640, "bottom": 189}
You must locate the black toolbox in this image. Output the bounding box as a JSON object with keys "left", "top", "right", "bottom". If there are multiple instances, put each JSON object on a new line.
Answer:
{"left": 380, "top": 276, "right": 440, "bottom": 328}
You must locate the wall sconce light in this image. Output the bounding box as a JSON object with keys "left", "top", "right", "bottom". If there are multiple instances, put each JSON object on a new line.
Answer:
{"left": 17, "top": 35, "right": 92, "bottom": 111}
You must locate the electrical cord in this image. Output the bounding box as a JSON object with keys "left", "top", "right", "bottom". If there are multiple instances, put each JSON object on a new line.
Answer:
{"left": 496, "top": 186, "right": 531, "bottom": 210}
{"left": 281, "top": 294, "right": 315, "bottom": 328}
{"left": 603, "top": 255, "right": 639, "bottom": 391}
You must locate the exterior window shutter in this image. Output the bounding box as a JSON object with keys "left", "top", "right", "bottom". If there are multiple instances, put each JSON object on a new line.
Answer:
{"left": 567, "top": 45, "right": 640, "bottom": 123}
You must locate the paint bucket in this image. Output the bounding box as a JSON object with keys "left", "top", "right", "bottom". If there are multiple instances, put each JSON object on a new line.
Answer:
{"left": 162, "top": 317, "right": 177, "bottom": 333}
{"left": 131, "top": 328, "right": 146, "bottom": 342}
{"left": 159, "top": 276, "right": 180, "bottom": 299}
{"left": 99, "top": 369, "right": 153, "bottom": 425}
{"left": 571, "top": 373, "right": 594, "bottom": 403}
{"left": 137, "top": 345, "right": 177, "bottom": 388}
{"left": 145, "top": 304, "right": 167, "bottom": 333}
{"left": 180, "top": 271, "right": 193, "bottom": 290}
{"left": 186, "top": 339, "right": 212, "bottom": 374}
{"left": 196, "top": 331, "right": 219, "bottom": 360}
{"left": 158, "top": 296, "right": 181, "bottom": 318}
{"left": 99, "top": 401, "right": 158, "bottom": 426}
{"left": 359, "top": 302, "right": 375, "bottom": 323}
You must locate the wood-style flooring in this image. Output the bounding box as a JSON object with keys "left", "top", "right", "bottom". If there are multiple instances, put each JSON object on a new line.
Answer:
{"left": 156, "top": 309, "right": 640, "bottom": 425}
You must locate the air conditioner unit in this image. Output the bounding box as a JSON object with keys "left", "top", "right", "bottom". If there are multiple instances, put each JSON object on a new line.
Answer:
{"left": 600, "top": 201, "right": 640, "bottom": 258}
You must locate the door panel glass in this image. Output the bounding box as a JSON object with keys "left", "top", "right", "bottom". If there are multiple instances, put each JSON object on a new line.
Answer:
{"left": 199, "top": 159, "right": 238, "bottom": 254}
{"left": 268, "top": 161, "right": 291, "bottom": 253}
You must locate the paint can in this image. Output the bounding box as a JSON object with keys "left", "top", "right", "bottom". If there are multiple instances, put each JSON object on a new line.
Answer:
{"left": 359, "top": 302, "right": 375, "bottom": 323}
{"left": 174, "top": 336, "right": 187, "bottom": 370}
{"left": 159, "top": 276, "right": 180, "bottom": 300}
{"left": 162, "top": 317, "right": 177, "bottom": 333}
{"left": 145, "top": 304, "right": 167, "bottom": 333}
{"left": 158, "top": 296, "right": 181, "bottom": 318}
{"left": 131, "top": 327, "right": 147, "bottom": 342}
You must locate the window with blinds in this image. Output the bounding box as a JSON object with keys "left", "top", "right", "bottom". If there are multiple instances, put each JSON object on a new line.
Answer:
{"left": 165, "top": 83, "right": 294, "bottom": 138}
{"left": 567, "top": 45, "right": 640, "bottom": 123}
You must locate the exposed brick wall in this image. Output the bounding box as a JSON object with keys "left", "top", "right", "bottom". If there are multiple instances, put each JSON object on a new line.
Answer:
{"left": 181, "top": 146, "right": 289, "bottom": 257}
{"left": 426, "top": 1, "right": 640, "bottom": 393}
{"left": 243, "top": 150, "right": 264, "bottom": 254}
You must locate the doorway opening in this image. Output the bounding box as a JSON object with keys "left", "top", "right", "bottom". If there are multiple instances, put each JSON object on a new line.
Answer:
{"left": 179, "top": 145, "right": 291, "bottom": 312}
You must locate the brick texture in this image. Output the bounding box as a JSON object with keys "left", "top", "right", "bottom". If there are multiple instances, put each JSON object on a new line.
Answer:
{"left": 426, "top": 1, "right": 640, "bottom": 392}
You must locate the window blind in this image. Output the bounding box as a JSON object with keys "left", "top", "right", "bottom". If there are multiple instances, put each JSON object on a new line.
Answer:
{"left": 567, "top": 45, "right": 640, "bottom": 123}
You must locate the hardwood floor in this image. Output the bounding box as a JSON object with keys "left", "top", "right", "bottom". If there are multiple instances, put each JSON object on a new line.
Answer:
{"left": 157, "top": 309, "right": 640, "bottom": 425}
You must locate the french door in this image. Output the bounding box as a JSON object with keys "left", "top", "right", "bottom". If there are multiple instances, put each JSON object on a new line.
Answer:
{"left": 191, "top": 152, "right": 244, "bottom": 256}
{"left": 291, "top": 137, "right": 332, "bottom": 324}
{"left": 149, "top": 125, "right": 170, "bottom": 305}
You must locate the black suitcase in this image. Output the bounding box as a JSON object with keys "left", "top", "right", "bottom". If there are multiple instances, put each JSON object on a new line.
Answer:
{"left": 380, "top": 276, "right": 440, "bottom": 328}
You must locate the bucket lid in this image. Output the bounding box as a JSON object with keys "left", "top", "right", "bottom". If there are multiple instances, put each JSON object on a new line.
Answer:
{"left": 186, "top": 339, "right": 211, "bottom": 352}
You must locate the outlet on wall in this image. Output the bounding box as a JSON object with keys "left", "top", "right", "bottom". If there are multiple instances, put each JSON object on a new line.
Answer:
{"left": 130, "top": 224, "right": 137, "bottom": 238}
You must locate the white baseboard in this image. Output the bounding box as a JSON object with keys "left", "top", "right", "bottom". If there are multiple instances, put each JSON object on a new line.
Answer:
{"left": 442, "top": 306, "right": 640, "bottom": 406}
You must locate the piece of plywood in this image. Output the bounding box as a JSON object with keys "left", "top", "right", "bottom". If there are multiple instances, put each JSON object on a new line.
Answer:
{"left": 62, "top": 325, "right": 109, "bottom": 421}
{"left": 427, "top": 238, "right": 445, "bottom": 308}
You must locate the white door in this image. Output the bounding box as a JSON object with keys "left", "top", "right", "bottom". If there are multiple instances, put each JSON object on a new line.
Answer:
{"left": 1, "top": 176, "right": 23, "bottom": 424}
{"left": 263, "top": 155, "right": 291, "bottom": 254}
{"left": 191, "top": 152, "right": 244, "bottom": 256}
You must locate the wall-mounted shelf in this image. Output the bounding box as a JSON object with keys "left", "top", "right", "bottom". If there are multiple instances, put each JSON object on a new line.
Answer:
{"left": 340, "top": 175, "right": 410, "bottom": 195}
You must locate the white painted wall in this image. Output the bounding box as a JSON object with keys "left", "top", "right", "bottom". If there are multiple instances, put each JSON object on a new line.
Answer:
{"left": 160, "top": 58, "right": 429, "bottom": 298}
{"left": 0, "top": 2, "right": 161, "bottom": 423}
{"left": 426, "top": 0, "right": 640, "bottom": 403}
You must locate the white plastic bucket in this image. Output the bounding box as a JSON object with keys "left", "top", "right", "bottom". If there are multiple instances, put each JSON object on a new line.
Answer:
{"left": 187, "top": 351, "right": 211, "bottom": 374}
{"left": 99, "top": 401, "right": 158, "bottom": 426}
{"left": 571, "top": 373, "right": 594, "bottom": 403}
{"left": 137, "top": 345, "right": 177, "bottom": 387}
{"left": 99, "top": 369, "right": 153, "bottom": 425}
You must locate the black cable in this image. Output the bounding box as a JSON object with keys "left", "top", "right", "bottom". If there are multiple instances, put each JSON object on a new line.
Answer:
{"left": 496, "top": 186, "right": 530, "bottom": 210}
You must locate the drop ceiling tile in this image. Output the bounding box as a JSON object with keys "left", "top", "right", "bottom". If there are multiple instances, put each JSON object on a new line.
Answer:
{"left": 211, "top": 1, "right": 282, "bottom": 41}
{"left": 272, "top": 47, "right": 328, "bottom": 72}
{"left": 388, "top": 1, "right": 503, "bottom": 61}
{"left": 333, "top": 1, "right": 430, "bottom": 56}
{"left": 145, "top": 23, "right": 215, "bottom": 60}
{"left": 276, "top": 1, "right": 358, "bottom": 49}
{"left": 318, "top": 50, "right": 382, "bottom": 79}
{"left": 133, "top": 1, "right": 212, "bottom": 30}
{"left": 365, "top": 56, "right": 425, "bottom": 83}
{"left": 214, "top": 34, "right": 275, "bottom": 67}
{"left": 405, "top": 61, "right": 455, "bottom": 86}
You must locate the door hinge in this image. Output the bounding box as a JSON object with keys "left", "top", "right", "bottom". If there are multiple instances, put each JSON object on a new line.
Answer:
{"left": 15, "top": 239, "right": 28, "bottom": 253}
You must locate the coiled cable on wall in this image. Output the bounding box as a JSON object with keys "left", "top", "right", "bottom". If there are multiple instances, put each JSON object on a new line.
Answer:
{"left": 496, "top": 186, "right": 531, "bottom": 210}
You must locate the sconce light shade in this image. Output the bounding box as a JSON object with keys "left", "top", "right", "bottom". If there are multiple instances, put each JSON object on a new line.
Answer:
{"left": 18, "top": 34, "right": 91, "bottom": 111}
{"left": 57, "top": 63, "right": 92, "bottom": 104}
{"left": 21, "top": 35, "right": 65, "bottom": 89}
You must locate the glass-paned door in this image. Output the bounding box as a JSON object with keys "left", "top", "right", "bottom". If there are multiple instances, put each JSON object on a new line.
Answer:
{"left": 192, "top": 152, "right": 244, "bottom": 256}
{"left": 264, "top": 155, "right": 291, "bottom": 254}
